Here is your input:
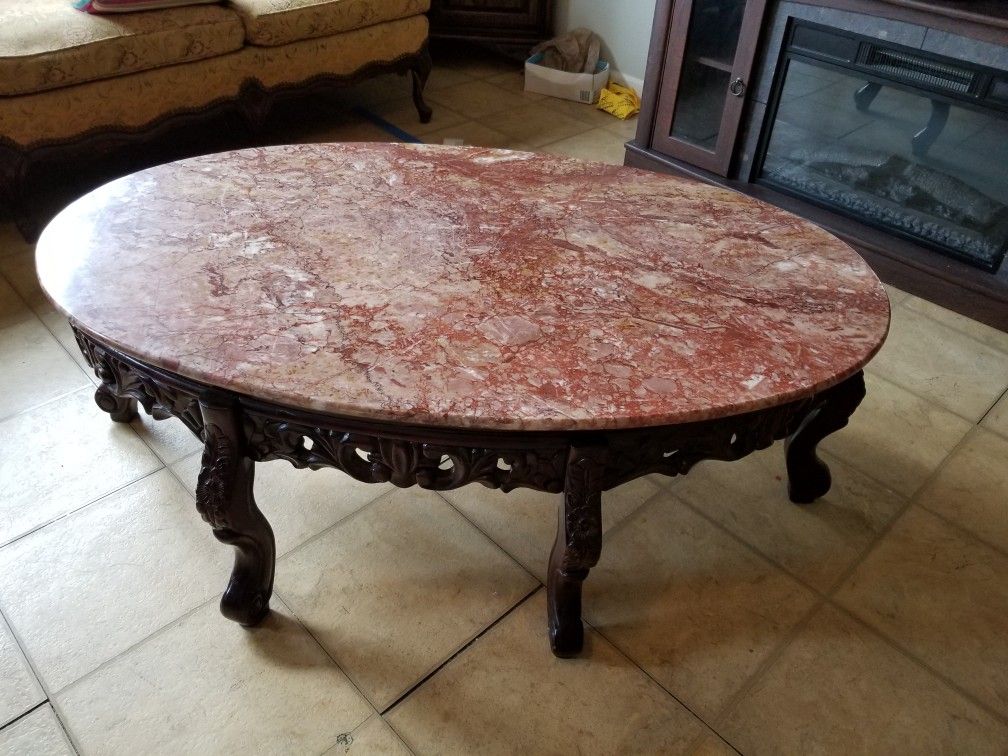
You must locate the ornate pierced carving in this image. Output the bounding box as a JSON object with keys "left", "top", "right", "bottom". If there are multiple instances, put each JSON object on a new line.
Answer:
{"left": 601, "top": 396, "right": 816, "bottom": 490}
{"left": 71, "top": 327, "right": 867, "bottom": 653}
{"left": 74, "top": 326, "right": 204, "bottom": 437}
{"left": 242, "top": 415, "right": 568, "bottom": 493}
{"left": 196, "top": 423, "right": 234, "bottom": 531}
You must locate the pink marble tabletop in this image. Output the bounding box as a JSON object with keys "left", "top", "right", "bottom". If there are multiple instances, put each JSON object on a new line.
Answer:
{"left": 37, "top": 143, "right": 889, "bottom": 431}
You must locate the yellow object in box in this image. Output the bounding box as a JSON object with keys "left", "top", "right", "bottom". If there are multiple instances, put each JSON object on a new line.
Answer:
{"left": 597, "top": 82, "right": 641, "bottom": 120}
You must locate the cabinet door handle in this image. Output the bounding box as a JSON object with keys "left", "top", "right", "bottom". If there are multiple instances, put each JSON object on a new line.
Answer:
{"left": 729, "top": 78, "right": 746, "bottom": 97}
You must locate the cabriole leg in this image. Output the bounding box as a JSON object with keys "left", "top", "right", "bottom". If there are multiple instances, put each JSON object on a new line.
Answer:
{"left": 785, "top": 371, "right": 866, "bottom": 504}
{"left": 94, "top": 384, "right": 138, "bottom": 423}
{"left": 197, "top": 399, "right": 275, "bottom": 626}
{"left": 548, "top": 444, "right": 606, "bottom": 658}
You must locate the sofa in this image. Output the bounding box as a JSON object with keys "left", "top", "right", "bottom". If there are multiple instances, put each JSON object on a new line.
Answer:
{"left": 0, "top": 0, "right": 433, "bottom": 237}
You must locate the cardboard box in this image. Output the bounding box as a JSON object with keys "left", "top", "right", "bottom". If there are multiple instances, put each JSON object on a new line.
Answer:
{"left": 524, "top": 54, "right": 610, "bottom": 104}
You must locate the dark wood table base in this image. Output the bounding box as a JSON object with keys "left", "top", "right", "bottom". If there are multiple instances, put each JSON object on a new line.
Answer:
{"left": 75, "top": 326, "right": 866, "bottom": 657}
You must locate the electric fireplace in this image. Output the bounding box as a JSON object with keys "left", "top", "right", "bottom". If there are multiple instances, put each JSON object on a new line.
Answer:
{"left": 755, "top": 21, "right": 1008, "bottom": 272}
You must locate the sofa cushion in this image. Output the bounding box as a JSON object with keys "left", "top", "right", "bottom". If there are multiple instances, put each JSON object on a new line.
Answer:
{"left": 0, "top": 14, "right": 429, "bottom": 146}
{"left": 228, "top": 0, "right": 430, "bottom": 47}
{"left": 0, "top": 0, "right": 245, "bottom": 96}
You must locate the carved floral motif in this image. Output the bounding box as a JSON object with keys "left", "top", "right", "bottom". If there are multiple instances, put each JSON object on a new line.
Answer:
{"left": 242, "top": 416, "right": 568, "bottom": 493}
{"left": 196, "top": 424, "right": 233, "bottom": 531}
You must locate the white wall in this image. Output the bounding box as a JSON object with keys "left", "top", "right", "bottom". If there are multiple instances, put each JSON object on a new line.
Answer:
{"left": 552, "top": 0, "right": 658, "bottom": 90}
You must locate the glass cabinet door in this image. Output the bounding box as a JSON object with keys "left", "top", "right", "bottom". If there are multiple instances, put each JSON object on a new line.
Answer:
{"left": 653, "top": 0, "right": 767, "bottom": 175}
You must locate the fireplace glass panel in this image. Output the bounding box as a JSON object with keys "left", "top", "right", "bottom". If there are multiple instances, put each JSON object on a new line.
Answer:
{"left": 669, "top": 0, "right": 747, "bottom": 149}
{"left": 760, "top": 58, "right": 1008, "bottom": 271}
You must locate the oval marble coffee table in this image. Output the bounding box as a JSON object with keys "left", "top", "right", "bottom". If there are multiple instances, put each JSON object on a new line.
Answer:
{"left": 36, "top": 143, "right": 889, "bottom": 658}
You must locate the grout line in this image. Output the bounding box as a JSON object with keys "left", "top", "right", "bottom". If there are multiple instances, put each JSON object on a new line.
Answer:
{"left": 269, "top": 588, "right": 382, "bottom": 718}
{"left": 378, "top": 713, "right": 418, "bottom": 756}
{"left": 379, "top": 586, "right": 540, "bottom": 719}
{"left": 434, "top": 490, "right": 547, "bottom": 585}
{"left": 0, "top": 465, "right": 165, "bottom": 552}
{"left": 48, "top": 703, "right": 82, "bottom": 756}
{"left": 822, "top": 599, "right": 1008, "bottom": 728}
{"left": 815, "top": 372, "right": 974, "bottom": 500}
{"left": 0, "top": 382, "right": 94, "bottom": 427}
{"left": 977, "top": 385, "right": 1008, "bottom": 428}
{"left": 862, "top": 364, "right": 993, "bottom": 428}
{"left": 917, "top": 500, "right": 1008, "bottom": 563}
{"left": 0, "top": 701, "right": 49, "bottom": 735}
{"left": 49, "top": 594, "right": 220, "bottom": 698}
{"left": 0, "top": 604, "right": 82, "bottom": 755}
{"left": 645, "top": 425, "right": 1008, "bottom": 734}
{"left": 899, "top": 298, "right": 1008, "bottom": 359}
{"left": 270, "top": 484, "right": 394, "bottom": 563}
{"left": 0, "top": 263, "right": 95, "bottom": 384}
{"left": 584, "top": 618, "right": 746, "bottom": 755}
{"left": 267, "top": 593, "right": 377, "bottom": 750}
{"left": 707, "top": 595, "right": 831, "bottom": 737}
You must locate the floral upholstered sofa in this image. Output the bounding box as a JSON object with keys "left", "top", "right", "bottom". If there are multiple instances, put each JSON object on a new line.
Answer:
{"left": 0, "top": 0, "right": 432, "bottom": 235}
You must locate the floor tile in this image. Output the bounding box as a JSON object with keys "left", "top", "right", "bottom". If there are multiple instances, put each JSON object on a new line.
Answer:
{"left": 836, "top": 506, "right": 1008, "bottom": 718}
{"left": 0, "top": 224, "right": 31, "bottom": 260}
{"left": 37, "top": 310, "right": 95, "bottom": 380}
{"left": 692, "top": 734, "right": 738, "bottom": 755}
{"left": 982, "top": 392, "right": 1008, "bottom": 437}
{"left": 0, "top": 253, "right": 95, "bottom": 379}
{"left": 0, "top": 706, "right": 75, "bottom": 756}
{"left": 723, "top": 604, "right": 1008, "bottom": 754}
{"left": 423, "top": 65, "right": 476, "bottom": 92}
{"left": 903, "top": 295, "right": 1008, "bottom": 354}
{"left": 541, "top": 127, "right": 629, "bottom": 165}
{"left": 0, "top": 388, "right": 161, "bottom": 546}
{"left": 584, "top": 494, "right": 817, "bottom": 720}
{"left": 387, "top": 591, "right": 710, "bottom": 755}
{"left": 0, "top": 277, "right": 89, "bottom": 420}
{"left": 431, "top": 52, "right": 508, "bottom": 81}
{"left": 276, "top": 488, "right": 537, "bottom": 710}
{"left": 917, "top": 428, "right": 1008, "bottom": 553}
{"left": 482, "top": 70, "right": 547, "bottom": 100}
{"left": 285, "top": 114, "right": 396, "bottom": 145}
{"left": 130, "top": 413, "right": 202, "bottom": 466}
{"left": 673, "top": 447, "right": 905, "bottom": 592}
{"left": 0, "top": 248, "right": 41, "bottom": 304}
{"left": 422, "top": 120, "right": 512, "bottom": 149}
{"left": 869, "top": 303, "right": 1008, "bottom": 421}
{"left": 369, "top": 100, "right": 469, "bottom": 137}
{"left": 172, "top": 453, "right": 392, "bottom": 557}
{"left": 441, "top": 474, "right": 660, "bottom": 581}
{"left": 490, "top": 101, "right": 595, "bottom": 148}
{"left": 0, "top": 470, "right": 224, "bottom": 692}
{"left": 882, "top": 282, "right": 909, "bottom": 305}
{"left": 427, "top": 80, "right": 515, "bottom": 120}
{"left": 324, "top": 715, "right": 410, "bottom": 755}
{"left": 56, "top": 600, "right": 373, "bottom": 756}
{"left": 600, "top": 113, "right": 640, "bottom": 140}
{"left": 822, "top": 372, "right": 972, "bottom": 497}
{"left": 0, "top": 616, "right": 42, "bottom": 728}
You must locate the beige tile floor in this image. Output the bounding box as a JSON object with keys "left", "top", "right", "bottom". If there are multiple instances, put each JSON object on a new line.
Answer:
{"left": 1, "top": 47, "right": 1008, "bottom": 755}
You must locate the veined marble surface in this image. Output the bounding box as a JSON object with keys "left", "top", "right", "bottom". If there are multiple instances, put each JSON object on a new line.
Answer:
{"left": 37, "top": 143, "right": 889, "bottom": 431}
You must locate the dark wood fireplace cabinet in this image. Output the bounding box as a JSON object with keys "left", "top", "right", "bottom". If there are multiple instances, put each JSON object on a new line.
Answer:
{"left": 627, "top": 0, "right": 1008, "bottom": 331}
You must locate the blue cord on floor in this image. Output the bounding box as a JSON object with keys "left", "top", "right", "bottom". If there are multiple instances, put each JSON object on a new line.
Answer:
{"left": 353, "top": 107, "right": 423, "bottom": 143}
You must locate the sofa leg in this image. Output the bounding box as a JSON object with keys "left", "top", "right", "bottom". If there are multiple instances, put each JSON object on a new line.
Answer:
{"left": 0, "top": 144, "right": 37, "bottom": 242}
{"left": 410, "top": 45, "right": 433, "bottom": 124}
{"left": 237, "top": 81, "right": 275, "bottom": 134}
